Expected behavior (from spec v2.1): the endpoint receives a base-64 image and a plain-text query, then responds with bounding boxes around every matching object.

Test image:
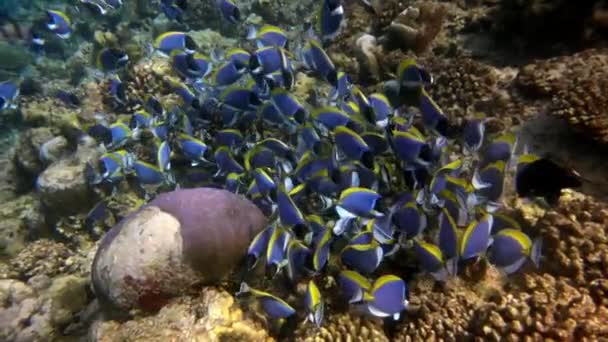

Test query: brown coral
[394,277,482,341]
[295,312,389,342]
[471,273,608,340]
[531,190,608,288]
[421,56,503,124]
[515,49,608,144]
[9,239,78,280]
[121,58,176,112]
[91,287,272,342]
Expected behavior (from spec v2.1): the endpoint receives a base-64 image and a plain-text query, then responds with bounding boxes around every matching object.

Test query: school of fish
[1,0,584,331]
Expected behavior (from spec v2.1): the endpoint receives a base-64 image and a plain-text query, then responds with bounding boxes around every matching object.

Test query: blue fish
[340,241,383,274]
[215,129,243,149]
[247,24,289,48]
[437,207,459,258]
[266,226,291,275]
[80,0,110,15]
[330,71,352,100]
[30,32,45,55]
[132,160,165,185]
[334,126,374,169]
[297,124,322,154]
[336,187,383,218]
[363,275,408,320]
[172,52,213,80]
[307,169,339,198]
[392,201,427,239]
[472,160,506,209]
[84,200,109,234]
[55,90,80,107]
[144,96,165,117]
[225,172,243,193]
[338,270,372,303]
[491,211,522,234]
[368,93,393,128]
[212,60,246,86]
[214,146,245,175]
[397,58,433,90]
[129,110,154,132]
[316,0,344,43]
[220,85,262,112]
[305,280,324,328]
[460,213,493,260]
[0,81,19,111]
[277,186,307,228]
[301,39,337,85]
[312,227,332,272]
[340,101,360,117]
[488,229,542,274]
[437,207,459,276]
[245,145,276,171]
[225,48,251,68]
[481,133,516,167]
[108,122,131,147]
[177,133,210,166]
[104,0,123,9]
[96,48,129,73]
[93,150,133,184]
[390,127,430,166]
[46,10,71,39]
[108,77,126,105]
[153,32,197,56]
[156,140,171,173]
[414,240,448,281]
[419,89,449,136]
[312,106,351,130]
[463,114,486,153]
[173,83,200,109]
[236,283,295,320]
[252,168,277,196]
[217,0,240,24]
[161,0,187,22]
[250,46,285,76]
[271,89,307,124]
[246,225,273,269]
[286,239,312,281]
[361,132,389,155]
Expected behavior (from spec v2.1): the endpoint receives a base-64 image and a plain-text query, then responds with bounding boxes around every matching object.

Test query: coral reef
[471,273,608,340]
[90,287,271,341]
[516,49,608,144]
[394,278,482,341]
[8,239,79,281]
[295,312,389,342]
[532,190,608,289]
[0,276,90,342]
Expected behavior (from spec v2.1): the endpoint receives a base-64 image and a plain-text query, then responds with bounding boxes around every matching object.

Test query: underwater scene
[1,0,608,341]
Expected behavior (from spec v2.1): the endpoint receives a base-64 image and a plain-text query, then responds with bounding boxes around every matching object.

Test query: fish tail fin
[236,282,251,297]
[530,237,543,268]
[246,25,257,40]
